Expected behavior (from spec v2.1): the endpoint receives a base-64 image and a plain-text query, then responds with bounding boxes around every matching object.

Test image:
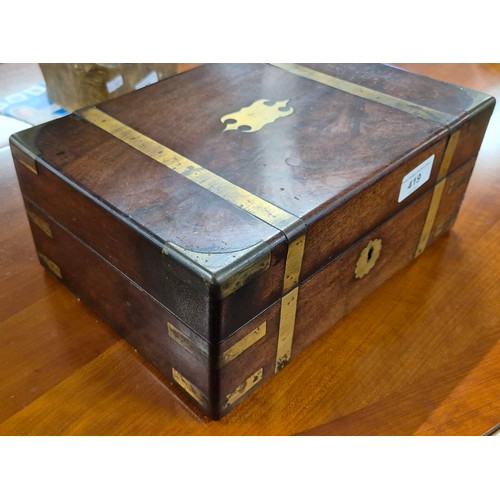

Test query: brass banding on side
[270,63,456,125]
[415,131,461,257]
[220,322,267,366]
[274,235,306,371]
[167,322,208,361]
[172,367,205,405]
[38,253,62,279]
[17,157,38,175]
[27,209,53,238]
[223,368,263,409]
[10,131,41,175]
[437,130,461,181]
[275,287,299,373]
[283,234,306,294]
[168,321,267,367]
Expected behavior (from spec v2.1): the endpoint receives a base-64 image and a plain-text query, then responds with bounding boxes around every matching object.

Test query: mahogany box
[10,64,495,419]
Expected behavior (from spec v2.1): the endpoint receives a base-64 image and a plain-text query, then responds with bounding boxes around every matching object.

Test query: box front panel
[299,138,448,281]
[215,157,478,416]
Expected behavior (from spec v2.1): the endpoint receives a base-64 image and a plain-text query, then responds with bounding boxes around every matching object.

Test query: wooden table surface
[0,63,499,436]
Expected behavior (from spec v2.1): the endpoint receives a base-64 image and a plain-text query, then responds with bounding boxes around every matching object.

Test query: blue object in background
[0,82,69,125]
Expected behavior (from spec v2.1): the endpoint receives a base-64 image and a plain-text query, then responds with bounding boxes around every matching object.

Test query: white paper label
[398,155,434,202]
[134,71,159,90]
[106,74,124,94]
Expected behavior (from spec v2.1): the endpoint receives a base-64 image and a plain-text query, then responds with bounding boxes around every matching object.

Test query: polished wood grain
[0,63,499,434]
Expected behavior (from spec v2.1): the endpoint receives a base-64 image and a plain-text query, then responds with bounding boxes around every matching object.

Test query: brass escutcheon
[220,99,294,133]
[355,239,382,279]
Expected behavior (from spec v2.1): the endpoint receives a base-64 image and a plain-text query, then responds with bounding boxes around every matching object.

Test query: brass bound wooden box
[10,64,495,419]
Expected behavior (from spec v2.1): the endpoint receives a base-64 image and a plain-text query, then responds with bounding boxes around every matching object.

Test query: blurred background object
[39,63,179,111]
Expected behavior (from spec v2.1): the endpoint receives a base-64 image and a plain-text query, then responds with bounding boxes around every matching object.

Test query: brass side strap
[27,209,53,238]
[275,287,299,372]
[415,131,461,257]
[282,234,306,293]
[223,368,263,409]
[167,322,208,361]
[270,63,456,125]
[272,235,306,372]
[220,322,267,367]
[38,253,62,279]
[436,130,461,181]
[172,368,205,406]
[169,320,267,367]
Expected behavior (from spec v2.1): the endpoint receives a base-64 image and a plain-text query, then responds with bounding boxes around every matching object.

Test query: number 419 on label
[398,155,434,203]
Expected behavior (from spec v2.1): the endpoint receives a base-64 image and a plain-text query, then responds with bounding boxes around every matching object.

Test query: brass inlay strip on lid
[223,367,264,409]
[415,131,461,257]
[77,106,300,234]
[270,63,456,125]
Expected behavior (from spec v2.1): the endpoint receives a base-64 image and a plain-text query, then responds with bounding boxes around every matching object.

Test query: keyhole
[367,246,374,261]
[354,238,382,279]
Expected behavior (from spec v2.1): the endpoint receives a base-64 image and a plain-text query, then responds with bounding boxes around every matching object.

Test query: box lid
[10,63,495,342]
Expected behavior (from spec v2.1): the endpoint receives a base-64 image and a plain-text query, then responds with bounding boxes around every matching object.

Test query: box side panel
[22,198,218,418]
[11,147,211,336]
[448,105,495,173]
